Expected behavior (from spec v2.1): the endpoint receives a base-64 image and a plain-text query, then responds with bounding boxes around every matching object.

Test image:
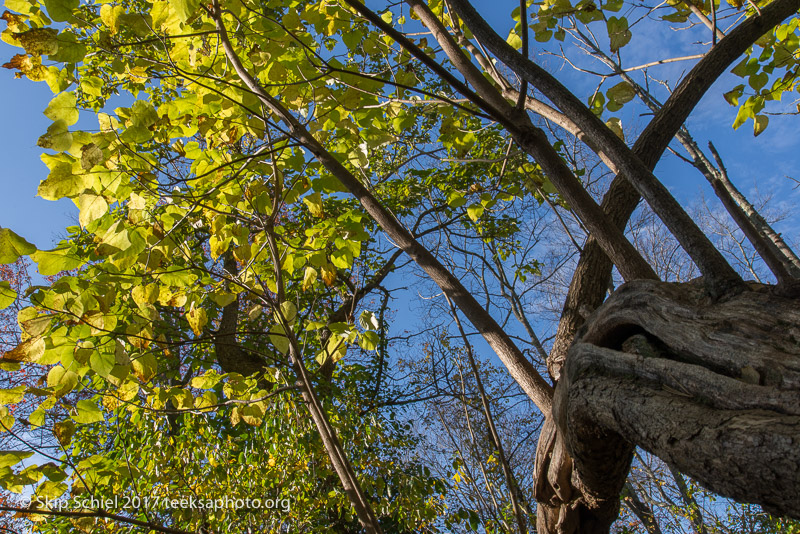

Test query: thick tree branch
[213,253,270,377]
[448,0,747,296]
[555,280,800,520]
[549,0,800,376]
[575,27,800,288]
[387,0,657,282]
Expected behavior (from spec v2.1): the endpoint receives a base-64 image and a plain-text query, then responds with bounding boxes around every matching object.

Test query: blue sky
[0,40,77,249]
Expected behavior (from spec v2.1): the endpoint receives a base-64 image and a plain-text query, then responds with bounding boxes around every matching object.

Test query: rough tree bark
[550,280,800,532]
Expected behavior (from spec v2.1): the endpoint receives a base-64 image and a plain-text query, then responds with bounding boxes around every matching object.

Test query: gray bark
[552,280,800,532]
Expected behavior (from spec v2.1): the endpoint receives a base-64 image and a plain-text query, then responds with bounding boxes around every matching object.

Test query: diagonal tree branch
[369,0,655,282]
[448,0,748,297]
[545,0,800,376]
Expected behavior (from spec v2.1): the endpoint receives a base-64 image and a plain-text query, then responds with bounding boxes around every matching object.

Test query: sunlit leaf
[0,228,36,264]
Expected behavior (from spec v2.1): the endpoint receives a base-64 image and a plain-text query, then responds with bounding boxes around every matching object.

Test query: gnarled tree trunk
[536,280,800,533]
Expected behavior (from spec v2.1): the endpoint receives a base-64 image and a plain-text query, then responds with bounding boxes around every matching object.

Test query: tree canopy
[1,0,799,531]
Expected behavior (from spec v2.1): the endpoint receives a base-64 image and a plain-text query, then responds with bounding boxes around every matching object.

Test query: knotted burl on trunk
[535,279,800,534]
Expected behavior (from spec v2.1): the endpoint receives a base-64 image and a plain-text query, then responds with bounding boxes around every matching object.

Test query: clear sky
[0,41,77,250]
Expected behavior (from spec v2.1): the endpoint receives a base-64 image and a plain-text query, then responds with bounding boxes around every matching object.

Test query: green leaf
[0,451,34,468]
[36,480,68,499]
[210,292,236,307]
[43,92,78,126]
[0,281,16,310]
[77,193,109,227]
[0,408,14,431]
[191,371,222,389]
[0,228,36,264]
[605,81,636,111]
[31,247,83,275]
[506,29,522,49]
[30,410,45,429]
[100,3,125,32]
[131,100,159,127]
[270,324,290,354]
[607,17,631,52]
[131,353,157,382]
[466,204,484,221]
[753,114,769,136]
[0,386,26,405]
[605,117,624,140]
[90,351,115,378]
[280,301,298,324]
[72,399,103,424]
[748,72,768,92]
[731,58,758,78]
[359,331,379,351]
[194,391,217,411]
[317,336,347,366]
[37,119,73,152]
[121,124,153,144]
[4,0,35,14]
[359,310,379,330]
[171,388,193,409]
[37,162,88,200]
[723,84,744,106]
[240,404,263,426]
[589,92,605,115]
[44,0,79,21]
[447,192,466,208]
[47,366,79,396]
[48,31,86,63]
[40,463,68,482]
[303,192,324,217]
[170,0,200,23]
[330,248,353,269]
[732,97,763,130]
[43,66,71,93]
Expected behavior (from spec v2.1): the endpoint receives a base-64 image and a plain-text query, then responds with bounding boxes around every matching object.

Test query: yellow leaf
[187,305,207,336]
[53,419,75,446]
[506,30,522,49]
[605,117,624,140]
[130,353,157,382]
[77,193,108,227]
[302,267,317,291]
[100,4,125,33]
[320,263,337,287]
[3,337,45,363]
[302,192,324,217]
[132,284,159,308]
[43,91,78,126]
